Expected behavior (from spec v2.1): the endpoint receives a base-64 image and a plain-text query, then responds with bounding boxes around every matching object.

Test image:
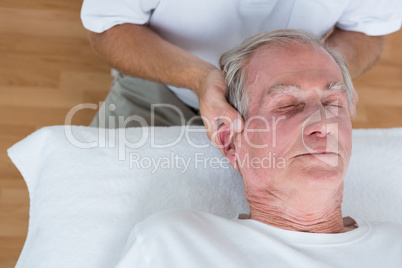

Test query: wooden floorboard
[0,1,401,267]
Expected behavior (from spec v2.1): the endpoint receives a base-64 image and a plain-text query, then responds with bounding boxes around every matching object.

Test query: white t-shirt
[114,209,402,268]
[81,0,402,109]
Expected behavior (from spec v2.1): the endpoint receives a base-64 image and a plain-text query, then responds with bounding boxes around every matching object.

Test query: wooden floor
[0,1,401,267]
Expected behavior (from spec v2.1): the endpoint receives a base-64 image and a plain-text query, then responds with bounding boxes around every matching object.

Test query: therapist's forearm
[88,23,245,145]
[88,23,217,93]
[325,28,385,79]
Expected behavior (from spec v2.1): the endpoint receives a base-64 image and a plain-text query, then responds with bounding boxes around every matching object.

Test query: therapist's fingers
[197,70,244,147]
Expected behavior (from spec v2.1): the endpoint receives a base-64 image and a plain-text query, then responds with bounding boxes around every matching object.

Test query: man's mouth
[293,149,341,162]
[294,151,341,167]
[298,151,338,156]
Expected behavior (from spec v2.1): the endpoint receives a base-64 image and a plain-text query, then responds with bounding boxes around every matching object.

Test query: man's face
[234,44,353,203]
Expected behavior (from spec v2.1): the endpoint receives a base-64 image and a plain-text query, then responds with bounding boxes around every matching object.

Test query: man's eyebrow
[266,82,346,96]
[327,82,347,93]
[267,84,301,95]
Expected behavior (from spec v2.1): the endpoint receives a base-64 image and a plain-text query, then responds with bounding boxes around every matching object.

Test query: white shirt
[114,209,402,267]
[81,0,402,109]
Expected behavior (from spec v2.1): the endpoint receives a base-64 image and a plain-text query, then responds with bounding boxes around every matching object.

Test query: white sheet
[7,126,402,268]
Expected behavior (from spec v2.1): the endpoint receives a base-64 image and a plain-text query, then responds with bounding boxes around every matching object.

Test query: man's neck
[247,189,351,233]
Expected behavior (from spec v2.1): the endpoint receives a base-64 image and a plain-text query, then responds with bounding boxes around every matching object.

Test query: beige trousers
[90,73,203,128]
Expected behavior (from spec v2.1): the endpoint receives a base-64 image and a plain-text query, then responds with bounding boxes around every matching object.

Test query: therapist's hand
[196,69,244,147]
[88,24,244,146]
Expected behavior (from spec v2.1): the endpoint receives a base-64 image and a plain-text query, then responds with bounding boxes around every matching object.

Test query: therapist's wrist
[191,64,221,96]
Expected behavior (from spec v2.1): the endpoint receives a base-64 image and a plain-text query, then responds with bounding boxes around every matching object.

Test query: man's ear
[217,124,237,167]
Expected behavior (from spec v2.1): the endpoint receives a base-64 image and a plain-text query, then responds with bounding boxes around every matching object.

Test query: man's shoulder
[142,208,224,222]
[364,220,402,241]
[368,220,402,232]
[135,209,234,234]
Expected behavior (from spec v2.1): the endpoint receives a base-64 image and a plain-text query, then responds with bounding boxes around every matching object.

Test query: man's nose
[302,107,337,138]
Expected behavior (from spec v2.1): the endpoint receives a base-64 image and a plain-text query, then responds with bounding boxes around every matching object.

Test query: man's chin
[289,156,346,183]
[287,168,344,194]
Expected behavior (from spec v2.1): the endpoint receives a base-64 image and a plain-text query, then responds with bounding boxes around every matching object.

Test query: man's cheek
[243,128,271,149]
[274,124,298,145]
[340,123,353,155]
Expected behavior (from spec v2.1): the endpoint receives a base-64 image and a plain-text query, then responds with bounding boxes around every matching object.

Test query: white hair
[219,29,355,119]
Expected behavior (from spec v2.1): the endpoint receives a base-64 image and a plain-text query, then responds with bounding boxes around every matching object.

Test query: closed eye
[325,103,342,108]
[278,104,296,109]
[324,95,346,109]
[275,103,305,115]
[324,100,344,108]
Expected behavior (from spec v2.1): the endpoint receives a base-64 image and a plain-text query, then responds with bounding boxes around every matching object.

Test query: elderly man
[114,30,402,267]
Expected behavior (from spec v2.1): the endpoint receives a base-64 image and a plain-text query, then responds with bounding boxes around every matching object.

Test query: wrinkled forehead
[244,44,343,94]
[244,41,320,76]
